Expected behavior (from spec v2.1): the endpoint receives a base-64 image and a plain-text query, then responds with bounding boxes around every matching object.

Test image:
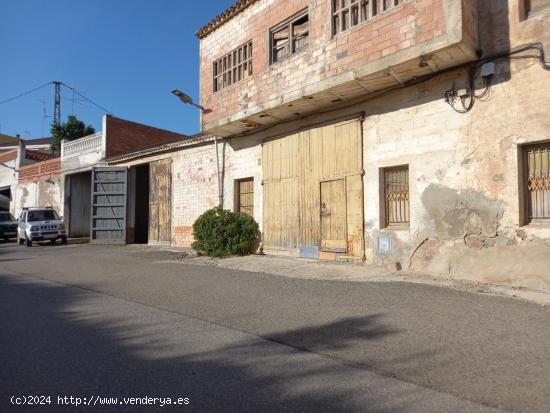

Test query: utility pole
[53,81,61,125]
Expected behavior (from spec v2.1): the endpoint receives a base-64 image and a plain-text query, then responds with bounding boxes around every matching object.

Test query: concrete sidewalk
[141,245,550,306]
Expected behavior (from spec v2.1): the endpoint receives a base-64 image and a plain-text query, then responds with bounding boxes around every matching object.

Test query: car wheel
[61,236,68,245]
[25,235,32,247]
[50,239,56,245]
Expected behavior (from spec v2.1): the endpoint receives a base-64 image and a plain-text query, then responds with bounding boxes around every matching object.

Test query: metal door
[148,159,171,244]
[320,179,347,252]
[91,167,127,244]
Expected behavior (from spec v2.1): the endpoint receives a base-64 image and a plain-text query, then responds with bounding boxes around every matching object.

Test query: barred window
[270,11,309,64]
[383,166,410,226]
[213,41,253,93]
[237,178,254,216]
[332,0,405,35]
[524,142,550,222]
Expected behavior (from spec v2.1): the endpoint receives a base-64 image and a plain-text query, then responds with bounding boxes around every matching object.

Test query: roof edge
[107,133,215,164]
[196,0,260,39]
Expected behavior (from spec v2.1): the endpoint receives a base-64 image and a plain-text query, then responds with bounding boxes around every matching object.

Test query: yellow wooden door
[320,179,347,252]
[149,159,172,244]
[262,119,364,257]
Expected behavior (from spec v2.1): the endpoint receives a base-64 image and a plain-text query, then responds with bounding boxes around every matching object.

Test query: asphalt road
[1,241,549,412]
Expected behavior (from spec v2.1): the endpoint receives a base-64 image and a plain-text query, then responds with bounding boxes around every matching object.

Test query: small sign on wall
[377,235,392,253]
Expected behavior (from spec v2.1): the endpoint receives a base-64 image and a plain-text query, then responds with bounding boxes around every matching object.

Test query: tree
[50,115,96,152]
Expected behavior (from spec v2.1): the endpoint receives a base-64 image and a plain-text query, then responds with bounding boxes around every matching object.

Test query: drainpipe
[214,135,223,208]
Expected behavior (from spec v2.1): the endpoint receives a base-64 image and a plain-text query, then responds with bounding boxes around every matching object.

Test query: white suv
[18,207,67,247]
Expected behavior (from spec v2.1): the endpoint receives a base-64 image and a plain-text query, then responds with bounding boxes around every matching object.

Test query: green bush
[192,207,260,257]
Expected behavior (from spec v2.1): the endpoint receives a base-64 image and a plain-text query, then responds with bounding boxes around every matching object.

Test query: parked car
[17,207,67,247]
[0,211,18,241]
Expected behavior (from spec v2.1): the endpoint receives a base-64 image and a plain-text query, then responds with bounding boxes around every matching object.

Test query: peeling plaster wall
[13,178,63,218]
[214,1,550,288]
[361,1,550,288]
[0,160,17,214]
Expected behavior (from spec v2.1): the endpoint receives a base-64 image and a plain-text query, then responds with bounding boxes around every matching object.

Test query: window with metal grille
[270,11,309,64]
[213,41,253,92]
[237,178,254,217]
[524,142,550,222]
[383,166,410,226]
[332,0,405,35]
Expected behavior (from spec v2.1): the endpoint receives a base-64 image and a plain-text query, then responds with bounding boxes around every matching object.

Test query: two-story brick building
[196,0,550,288]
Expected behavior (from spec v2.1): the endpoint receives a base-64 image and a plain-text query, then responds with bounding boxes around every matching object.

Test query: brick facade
[171,144,219,247]
[105,115,187,158]
[18,158,61,184]
[199,0,476,130]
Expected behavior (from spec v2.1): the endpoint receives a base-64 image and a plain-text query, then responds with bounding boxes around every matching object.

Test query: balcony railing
[61,133,104,159]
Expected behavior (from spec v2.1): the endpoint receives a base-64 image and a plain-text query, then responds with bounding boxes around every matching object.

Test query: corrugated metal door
[91,167,127,244]
[149,159,172,244]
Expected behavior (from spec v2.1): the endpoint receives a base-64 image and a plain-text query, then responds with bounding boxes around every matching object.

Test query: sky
[0,0,235,139]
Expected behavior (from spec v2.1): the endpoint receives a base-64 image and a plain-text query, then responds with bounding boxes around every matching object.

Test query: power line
[61,83,113,115]
[0,81,53,105]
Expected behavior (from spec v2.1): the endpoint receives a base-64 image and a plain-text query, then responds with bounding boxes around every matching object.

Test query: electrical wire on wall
[445,42,550,114]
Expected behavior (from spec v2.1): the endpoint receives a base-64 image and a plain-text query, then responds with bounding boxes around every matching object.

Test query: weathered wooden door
[262,119,364,258]
[320,179,347,252]
[149,159,171,244]
[91,167,127,244]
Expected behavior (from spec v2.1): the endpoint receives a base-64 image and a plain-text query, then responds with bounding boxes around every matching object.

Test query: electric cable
[61,83,114,115]
[0,82,53,106]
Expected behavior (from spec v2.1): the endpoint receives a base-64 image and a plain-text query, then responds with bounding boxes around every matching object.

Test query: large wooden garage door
[262,119,364,257]
[149,159,172,244]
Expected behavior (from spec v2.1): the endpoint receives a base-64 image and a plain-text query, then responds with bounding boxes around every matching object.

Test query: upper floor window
[213,41,253,92]
[332,0,405,35]
[270,10,309,64]
[526,0,550,17]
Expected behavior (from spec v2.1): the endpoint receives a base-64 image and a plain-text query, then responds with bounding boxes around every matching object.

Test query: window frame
[331,0,407,37]
[212,41,253,93]
[236,177,254,217]
[521,141,550,225]
[269,9,310,65]
[381,164,410,228]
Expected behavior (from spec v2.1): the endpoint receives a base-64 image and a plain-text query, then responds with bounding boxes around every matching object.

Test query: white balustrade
[62,133,104,159]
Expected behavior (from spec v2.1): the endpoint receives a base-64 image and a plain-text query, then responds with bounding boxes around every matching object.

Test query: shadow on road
[0,274,434,413]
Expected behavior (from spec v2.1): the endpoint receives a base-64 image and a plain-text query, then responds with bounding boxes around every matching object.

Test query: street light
[171,88,222,207]
[171,89,205,111]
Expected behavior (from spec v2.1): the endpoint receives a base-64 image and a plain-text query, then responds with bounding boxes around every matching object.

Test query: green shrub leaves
[192,207,260,257]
